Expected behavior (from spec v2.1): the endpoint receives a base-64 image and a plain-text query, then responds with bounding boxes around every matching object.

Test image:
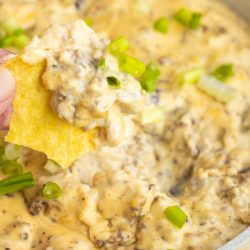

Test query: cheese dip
[0,0,250,249]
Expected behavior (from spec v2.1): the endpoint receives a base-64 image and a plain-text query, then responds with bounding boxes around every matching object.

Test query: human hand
[0,49,16,130]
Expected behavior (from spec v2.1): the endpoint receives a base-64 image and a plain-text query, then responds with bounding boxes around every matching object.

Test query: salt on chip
[5,57,95,168]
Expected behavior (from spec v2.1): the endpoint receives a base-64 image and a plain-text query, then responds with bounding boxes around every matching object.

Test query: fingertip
[0,49,12,63]
[0,105,12,130]
[0,66,16,102]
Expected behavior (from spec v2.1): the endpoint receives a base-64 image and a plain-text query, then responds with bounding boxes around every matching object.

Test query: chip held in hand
[5,57,94,168]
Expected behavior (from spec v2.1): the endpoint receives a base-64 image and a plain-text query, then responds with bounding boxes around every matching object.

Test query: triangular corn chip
[5,57,94,168]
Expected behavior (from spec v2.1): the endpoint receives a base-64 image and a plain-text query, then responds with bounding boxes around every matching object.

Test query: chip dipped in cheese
[5,57,95,168]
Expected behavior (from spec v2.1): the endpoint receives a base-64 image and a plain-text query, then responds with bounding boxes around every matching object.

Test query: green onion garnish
[12,29,25,36]
[0,31,4,44]
[42,182,62,200]
[108,37,129,57]
[175,8,193,26]
[44,160,61,175]
[0,19,30,49]
[0,33,30,49]
[107,76,121,89]
[108,37,147,78]
[211,64,234,82]
[1,19,20,35]
[178,67,205,85]
[189,12,203,29]
[98,58,106,69]
[197,75,236,103]
[4,144,21,160]
[83,18,94,27]
[0,144,23,176]
[164,205,188,229]
[107,37,147,78]
[120,55,146,77]
[13,34,30,49]
[0,146,4,156]
[0,35,16,48]
[154,17,169,34]
[175,8,202,29]
[140,63,160,92]
[1,161,23,176]
[142,107,164,124]
[0,146,5,164]
[0,172,35,195]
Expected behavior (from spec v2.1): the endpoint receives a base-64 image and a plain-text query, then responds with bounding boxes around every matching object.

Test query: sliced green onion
[178,67,205,85]
[0,19,20,35]
[0,157,7,165]
[1,161,23,176]
[108,37,146,78]
[115,53,127,66]
[13,34,30,49]
[175,8,193,26]
[0,146,5,164]
[0,172,32,186]
[119,55,146,77]
[0,146,4,156]
[211,64,234,82]
[108,37,129,57]
[42,182,62,199]
[0,29,29,49]
[164,205,188,229]
[4,144,21,160]
[44,160,61,175]
[98,58,106,69]
[0,144,22,176]
[107,76,121,89]
[0,19,29,49]
[175,8,203,29]
[12,29,25,36]
[0,181,33,195]
[0,136,4,146]
[0,30,5,41]
[140,63,161,92]
[197,75,236,103]
[0,172,35,195]
[0,34,16,48]
[83,18,94,27]
[142,107,164,124]
[189,12,203,29]
[154,17,169,34]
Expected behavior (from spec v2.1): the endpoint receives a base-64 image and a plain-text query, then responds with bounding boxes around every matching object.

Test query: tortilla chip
[5,57,94,168]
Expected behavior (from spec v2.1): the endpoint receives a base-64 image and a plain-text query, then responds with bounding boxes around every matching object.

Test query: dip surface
[0,0,250,249]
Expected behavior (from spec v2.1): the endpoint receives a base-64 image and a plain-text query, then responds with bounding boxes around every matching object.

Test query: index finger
[0,49,11,64]
[0,66,16,102]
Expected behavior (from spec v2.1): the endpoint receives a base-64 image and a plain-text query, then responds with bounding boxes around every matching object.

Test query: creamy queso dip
[0,0,250,249]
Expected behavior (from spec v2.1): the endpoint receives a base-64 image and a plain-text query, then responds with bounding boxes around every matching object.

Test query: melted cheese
[0,0,250,249]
